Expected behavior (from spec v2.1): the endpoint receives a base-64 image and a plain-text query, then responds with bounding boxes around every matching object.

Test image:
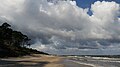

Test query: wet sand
[61,58,93,67]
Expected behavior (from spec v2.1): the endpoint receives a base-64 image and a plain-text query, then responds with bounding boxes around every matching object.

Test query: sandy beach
[0,54,64,67]
[0,54,96,67]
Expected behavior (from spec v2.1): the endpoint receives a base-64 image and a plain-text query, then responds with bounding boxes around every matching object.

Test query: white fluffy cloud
[91,1,120,39]
[0,0,120,55]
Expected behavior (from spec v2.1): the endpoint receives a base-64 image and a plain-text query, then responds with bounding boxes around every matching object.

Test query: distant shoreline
[60,55,120,58]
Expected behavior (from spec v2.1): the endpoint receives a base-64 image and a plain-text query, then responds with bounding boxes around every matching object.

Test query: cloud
[0,0,120,55]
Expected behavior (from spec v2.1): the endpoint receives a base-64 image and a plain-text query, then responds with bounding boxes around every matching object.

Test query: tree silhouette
[0,22,31,48]
[0,22,48,57]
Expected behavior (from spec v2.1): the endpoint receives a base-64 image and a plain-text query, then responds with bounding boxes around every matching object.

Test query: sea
[63,55,120,67]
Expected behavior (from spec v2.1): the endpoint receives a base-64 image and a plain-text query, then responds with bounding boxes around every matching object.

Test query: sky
[0,0,120,55]
[76,0,120,15]
[76,0,120,8]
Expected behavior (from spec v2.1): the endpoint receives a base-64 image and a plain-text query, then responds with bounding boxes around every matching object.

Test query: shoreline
[0,54,97,67]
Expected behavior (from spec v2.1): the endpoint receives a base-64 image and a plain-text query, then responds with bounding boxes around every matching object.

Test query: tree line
[0,22,31,48]
[0,22,32,57]
[0,22,48,57]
